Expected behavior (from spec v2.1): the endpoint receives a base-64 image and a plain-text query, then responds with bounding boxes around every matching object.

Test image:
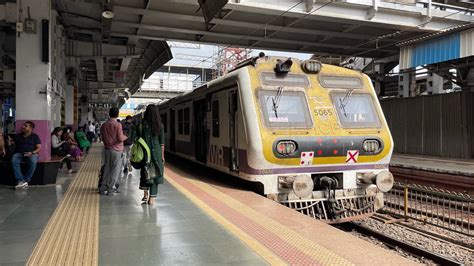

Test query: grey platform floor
[0,161,266,265]
[0,166,76,265]
[99,169,266,265]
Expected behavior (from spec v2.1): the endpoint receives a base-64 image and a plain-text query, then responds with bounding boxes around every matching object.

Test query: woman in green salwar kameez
[137,105,165,205]
[75,126,91,153]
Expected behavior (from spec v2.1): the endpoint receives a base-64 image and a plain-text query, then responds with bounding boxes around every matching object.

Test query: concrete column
[65,84,74,128]
[427,71,444,94]
[80,100,88,129]
[15,0,53,161]
[398,69,417,97]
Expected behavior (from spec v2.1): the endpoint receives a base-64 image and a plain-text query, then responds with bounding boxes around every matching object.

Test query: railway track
[340,221,462,266]
[371,214,473,250]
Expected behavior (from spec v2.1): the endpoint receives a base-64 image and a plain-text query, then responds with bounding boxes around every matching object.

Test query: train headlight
[276,141,297,155]
[363,139,381,153]
[301,60,322,74]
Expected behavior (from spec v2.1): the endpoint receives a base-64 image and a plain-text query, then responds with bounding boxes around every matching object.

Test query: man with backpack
[121,115,134,173]
[99,108,127,195]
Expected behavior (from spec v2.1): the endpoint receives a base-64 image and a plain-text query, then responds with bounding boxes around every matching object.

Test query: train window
[259,91,313,128]
[212,100,219,137]
[184,107,190,135]
[261,72,310,87]
[319,75,363,89]
[178,109,183,134]
[331,93,381,128]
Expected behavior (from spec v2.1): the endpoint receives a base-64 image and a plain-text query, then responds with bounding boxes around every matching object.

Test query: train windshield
[259,90,313,128]
[331,93,381,128]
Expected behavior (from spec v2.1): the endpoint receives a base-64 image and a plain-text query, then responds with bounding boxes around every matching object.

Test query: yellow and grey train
[158,54,394,223]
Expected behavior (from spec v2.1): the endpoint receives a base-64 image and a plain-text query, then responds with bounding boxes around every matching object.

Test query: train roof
[157,55,364,108]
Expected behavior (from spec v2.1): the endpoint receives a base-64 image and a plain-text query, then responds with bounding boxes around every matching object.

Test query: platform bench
[0,156,62,186]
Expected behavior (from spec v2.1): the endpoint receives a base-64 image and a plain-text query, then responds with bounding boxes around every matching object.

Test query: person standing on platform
[0,125,5,157]
[137,105,165,205]
[121,115,134,173]
[11,121,41,189]
[95,122,101,143]
[88,122,96,143]
[100,108,127,195]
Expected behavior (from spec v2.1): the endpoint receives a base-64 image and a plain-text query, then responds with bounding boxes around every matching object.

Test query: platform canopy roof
[48,0,474,118]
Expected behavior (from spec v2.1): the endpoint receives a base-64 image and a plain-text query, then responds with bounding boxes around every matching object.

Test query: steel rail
[384,201,473,233]
[340,223,462,266]
[372,214,474,250]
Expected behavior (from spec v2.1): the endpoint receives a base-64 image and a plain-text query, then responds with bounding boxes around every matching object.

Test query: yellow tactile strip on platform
[166,167,353,266]
[27,147,101,266]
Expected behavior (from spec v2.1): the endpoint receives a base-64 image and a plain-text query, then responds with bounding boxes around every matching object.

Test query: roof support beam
[113,5,381,41]
[224,1,471,31]
[81,81,126,90]
[112,21,395,53]
[65,40,144,59]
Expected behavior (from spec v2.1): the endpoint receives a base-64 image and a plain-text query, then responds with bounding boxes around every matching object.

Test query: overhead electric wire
[191,1,333,68]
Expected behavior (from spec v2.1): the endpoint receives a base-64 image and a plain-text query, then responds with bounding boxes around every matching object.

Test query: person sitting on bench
[51,127,75,174]
[11,121,41,189]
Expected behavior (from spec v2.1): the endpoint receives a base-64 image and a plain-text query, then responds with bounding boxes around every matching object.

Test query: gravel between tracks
[351,217,473,265]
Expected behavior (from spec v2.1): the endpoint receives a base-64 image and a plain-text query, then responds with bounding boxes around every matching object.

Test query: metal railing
[384,182,473,236]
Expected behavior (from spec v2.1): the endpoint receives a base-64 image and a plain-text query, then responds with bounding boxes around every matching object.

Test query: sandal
[141,196,148,201]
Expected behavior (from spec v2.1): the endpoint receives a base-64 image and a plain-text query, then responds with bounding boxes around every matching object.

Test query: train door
[169,109,176,152]
[194,99,207,163]
[229,90,239,172]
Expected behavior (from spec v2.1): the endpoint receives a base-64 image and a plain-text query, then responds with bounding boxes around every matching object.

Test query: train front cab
[241,57,394,222]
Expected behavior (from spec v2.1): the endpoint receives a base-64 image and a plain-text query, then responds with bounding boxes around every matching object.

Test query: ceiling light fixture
[102,10,114,19]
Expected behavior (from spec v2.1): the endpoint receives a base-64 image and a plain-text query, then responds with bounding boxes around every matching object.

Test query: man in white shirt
[87,122,96,143]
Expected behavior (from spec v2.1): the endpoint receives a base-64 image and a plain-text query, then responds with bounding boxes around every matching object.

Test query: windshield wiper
[339,89,354,117]
[272,86,284,118]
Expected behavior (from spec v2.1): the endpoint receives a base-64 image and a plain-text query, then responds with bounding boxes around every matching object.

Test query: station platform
[390,154,474,176]
[0,146,417,265]
[389,154,473,193]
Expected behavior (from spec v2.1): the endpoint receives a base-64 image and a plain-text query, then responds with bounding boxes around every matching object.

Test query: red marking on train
[333,138,337,144]
[333,149,338,155]
[346,150,359,163]
[317,150,323,155]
